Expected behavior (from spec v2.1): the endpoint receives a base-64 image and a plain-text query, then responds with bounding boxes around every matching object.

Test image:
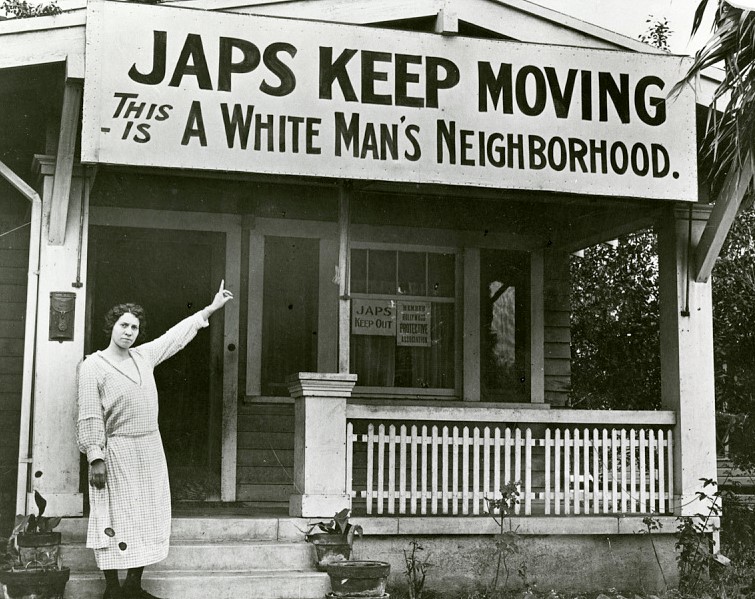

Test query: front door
[86,226,225,502]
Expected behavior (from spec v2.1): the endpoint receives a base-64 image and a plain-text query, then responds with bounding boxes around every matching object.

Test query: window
[350,248,455,390]
[480,249,530,402]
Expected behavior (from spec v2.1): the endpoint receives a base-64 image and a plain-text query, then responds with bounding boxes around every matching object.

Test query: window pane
[368,250,396,294]
[428,253,455,297]
[351,249,367,294]
[351,302,454,389]
[394,303,454,388]
[480,249,529,402]
[262,237,319,396]
[398,251,426,296]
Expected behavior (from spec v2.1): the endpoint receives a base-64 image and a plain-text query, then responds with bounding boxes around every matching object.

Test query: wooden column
[528,250,545,403]
[658,205,717,516]
[29,156,90,516]
[338,183,351,373]
[288,372,357,517]
[463,248,480,401]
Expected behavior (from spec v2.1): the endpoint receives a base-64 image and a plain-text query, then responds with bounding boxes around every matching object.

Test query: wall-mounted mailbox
[50,292,76,342]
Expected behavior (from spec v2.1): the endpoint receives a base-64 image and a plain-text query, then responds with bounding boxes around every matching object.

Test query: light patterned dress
[77,312,209,570]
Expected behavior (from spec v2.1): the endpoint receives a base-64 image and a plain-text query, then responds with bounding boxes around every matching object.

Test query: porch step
[58,516,310,543]
[64,570,330,599]
[58,517,329,599]
[62,540,314,572]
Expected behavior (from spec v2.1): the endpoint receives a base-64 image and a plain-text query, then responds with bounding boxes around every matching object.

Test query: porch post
[27,156,90,516]
[658,205,717,516]
[288,372,357,517]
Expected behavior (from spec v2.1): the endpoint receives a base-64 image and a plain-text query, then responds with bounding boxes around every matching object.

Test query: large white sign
[82,2,698,201]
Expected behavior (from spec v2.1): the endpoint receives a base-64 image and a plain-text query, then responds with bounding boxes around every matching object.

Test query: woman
[77,281,233,599]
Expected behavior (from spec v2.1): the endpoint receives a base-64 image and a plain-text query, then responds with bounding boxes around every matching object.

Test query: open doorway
[85,226,225,503]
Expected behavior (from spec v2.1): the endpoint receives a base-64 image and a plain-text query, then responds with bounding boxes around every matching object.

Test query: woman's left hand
[208,280,234,313]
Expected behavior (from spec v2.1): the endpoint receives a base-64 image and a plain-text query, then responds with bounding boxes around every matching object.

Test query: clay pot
[16,532,62,570]
[307,533,353,571]
[0,566,70,599]
[326,560,390,597]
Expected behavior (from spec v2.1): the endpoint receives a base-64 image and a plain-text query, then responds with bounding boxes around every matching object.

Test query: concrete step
[62,540,315,572]
[64,570,331,599]
[58,517,310,543]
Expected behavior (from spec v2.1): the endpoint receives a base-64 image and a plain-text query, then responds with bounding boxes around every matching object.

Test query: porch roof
[0,0,722,105]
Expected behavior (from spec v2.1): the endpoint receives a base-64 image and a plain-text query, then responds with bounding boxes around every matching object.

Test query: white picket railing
[345,408,675,517]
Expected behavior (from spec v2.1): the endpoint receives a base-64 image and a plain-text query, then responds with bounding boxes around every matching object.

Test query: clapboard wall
[0,208,30,528]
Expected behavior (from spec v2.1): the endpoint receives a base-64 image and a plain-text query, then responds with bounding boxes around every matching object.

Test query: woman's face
[111,312,140,350]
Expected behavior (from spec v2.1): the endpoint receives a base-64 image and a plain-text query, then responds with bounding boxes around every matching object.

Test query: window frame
[349,241,462,399]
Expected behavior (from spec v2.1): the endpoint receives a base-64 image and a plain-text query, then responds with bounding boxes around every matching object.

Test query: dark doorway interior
[86,226,224,502]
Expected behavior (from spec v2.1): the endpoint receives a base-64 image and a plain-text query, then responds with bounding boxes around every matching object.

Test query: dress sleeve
[135,311,209,368]
[76,358,106,464]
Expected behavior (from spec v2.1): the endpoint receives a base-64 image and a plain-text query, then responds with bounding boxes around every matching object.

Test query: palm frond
[672,2,755,195]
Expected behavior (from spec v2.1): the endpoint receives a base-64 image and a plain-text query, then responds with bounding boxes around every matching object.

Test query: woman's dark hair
[103,303,147,338]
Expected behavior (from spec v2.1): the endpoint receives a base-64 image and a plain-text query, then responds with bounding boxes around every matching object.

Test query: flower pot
[0,566,70,599]
[326,561,390,597]
[307,533,352,571]
[16,532,62,570]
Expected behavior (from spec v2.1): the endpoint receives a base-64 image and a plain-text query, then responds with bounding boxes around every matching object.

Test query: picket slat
[629,428,637,514]
[658,429,666,513]
[452,426,459,515]
[592,428,599,514]
[462,426,470,515]
[564,429,571,515]
[573,428,580,514]
[602,428,609,514]
[366,424,375,515]
[620,429,628,513]
[410,425,418,515]
[524,428,532,516]
[493,428,502,507]
[483,427,491,513]
[514,428,522,515]
[431,426,439,515]
[649,429,656,513]
[639,429,647,514]
[555,429,561,515]
[544,429,551,515]
[388,425,396,514]
[399,425,408,514]
[421,425,429,515]
[473,427,481,515]
[442,426,450,514]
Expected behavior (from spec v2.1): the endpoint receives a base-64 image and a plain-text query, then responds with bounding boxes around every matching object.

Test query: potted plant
[306,508,363,571]
[0,491,70,599]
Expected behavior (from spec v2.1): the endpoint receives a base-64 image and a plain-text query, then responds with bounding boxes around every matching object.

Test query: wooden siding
[0,216,29,525]
[544,252,571,405]
[236,403,295,502]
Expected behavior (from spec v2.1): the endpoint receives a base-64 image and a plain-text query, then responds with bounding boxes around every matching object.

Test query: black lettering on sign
[169,34,213,90]
[220,103,254,149]
[477,62,513,113]
[635,76,666,126]
[320,47,358,101]
[404,124,421,162]
[218,37,261,93]
[181,101,207,146]
[128,31,167,85]
[260,43,297,97]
